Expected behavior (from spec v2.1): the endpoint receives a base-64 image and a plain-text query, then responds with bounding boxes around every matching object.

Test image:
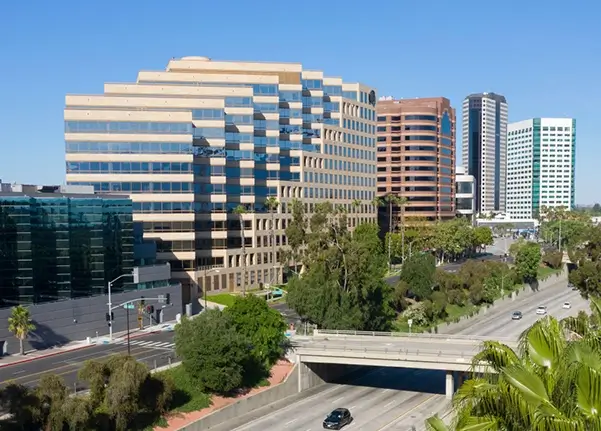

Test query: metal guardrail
[312,329,516,343]
[297,345,474,359]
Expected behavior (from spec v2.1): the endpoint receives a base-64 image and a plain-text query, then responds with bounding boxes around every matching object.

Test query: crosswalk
[114,339,175,350]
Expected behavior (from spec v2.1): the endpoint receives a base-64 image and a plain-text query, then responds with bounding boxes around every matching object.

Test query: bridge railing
[297,344,476,359]
[312,329,516,343]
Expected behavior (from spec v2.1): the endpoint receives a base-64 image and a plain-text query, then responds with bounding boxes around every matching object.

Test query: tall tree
[286,205,394,331]
[233,204,249,294]
[174,309,251,394]
[569,225,601,297]
[514,241,542,283]
[264,197,280,285]
[8,304,35,355]
[224,294,287,366]
[282,198,307,275]
[373,194,407,267]
[399,252,436,300]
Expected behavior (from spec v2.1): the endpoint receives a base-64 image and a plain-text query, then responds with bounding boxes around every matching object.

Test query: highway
[232,277,587,431]
[0,331,176,391]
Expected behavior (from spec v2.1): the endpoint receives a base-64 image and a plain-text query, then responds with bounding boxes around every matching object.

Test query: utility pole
[558,218,562,251]
[388,198,393,271]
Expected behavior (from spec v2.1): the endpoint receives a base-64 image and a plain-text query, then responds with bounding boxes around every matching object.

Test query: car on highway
[323,408,352,429]
[536,306,547,315]
[511,311,523,320]
[563,302,571,309]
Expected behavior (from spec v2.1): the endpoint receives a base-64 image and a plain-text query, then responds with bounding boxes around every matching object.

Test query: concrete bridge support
[446,371,454,399]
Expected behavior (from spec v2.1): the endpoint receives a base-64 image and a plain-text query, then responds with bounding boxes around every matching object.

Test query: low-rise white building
[456,166,475,222]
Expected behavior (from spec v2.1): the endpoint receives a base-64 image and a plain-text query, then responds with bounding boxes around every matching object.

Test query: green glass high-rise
[0,185,133,307]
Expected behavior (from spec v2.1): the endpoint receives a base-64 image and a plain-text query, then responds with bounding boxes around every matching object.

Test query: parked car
[563,302,571,309]
[512,311,523,320]
[323,408,353,429]
[536,306,547,315]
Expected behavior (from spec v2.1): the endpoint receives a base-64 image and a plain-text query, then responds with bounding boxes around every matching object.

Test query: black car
[323,408,352,429]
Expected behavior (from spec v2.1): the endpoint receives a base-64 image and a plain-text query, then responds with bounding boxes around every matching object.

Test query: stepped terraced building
[65,56,378,302]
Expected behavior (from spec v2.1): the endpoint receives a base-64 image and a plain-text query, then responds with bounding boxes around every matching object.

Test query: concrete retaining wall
[178,364,299,430]
[437,269,567,334]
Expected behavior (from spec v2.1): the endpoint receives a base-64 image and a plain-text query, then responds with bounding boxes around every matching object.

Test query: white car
[536,306,547,315]
[563,302,571,309]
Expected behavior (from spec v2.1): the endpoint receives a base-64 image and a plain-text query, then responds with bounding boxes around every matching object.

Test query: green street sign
[123,303,135,309]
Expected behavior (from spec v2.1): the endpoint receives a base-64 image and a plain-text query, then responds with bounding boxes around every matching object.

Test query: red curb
[0,344,93,369]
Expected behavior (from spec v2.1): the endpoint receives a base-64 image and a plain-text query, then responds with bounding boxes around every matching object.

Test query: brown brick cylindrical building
[376,97,456,228]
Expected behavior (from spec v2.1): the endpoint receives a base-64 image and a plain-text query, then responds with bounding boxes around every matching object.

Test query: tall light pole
[204,267,221,310]
[107,272,131,341]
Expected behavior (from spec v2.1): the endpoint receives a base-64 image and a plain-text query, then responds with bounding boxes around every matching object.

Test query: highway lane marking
[230,369,386,430]
[285,418,297,426]
[0,344,165,386]
[12,370,25,375]
[331,396,345,404]
[376,394,438,431]
[384,400,396,408]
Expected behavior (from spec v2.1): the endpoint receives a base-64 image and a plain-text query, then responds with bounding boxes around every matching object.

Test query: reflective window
[192,109,224,120]
[441,112,452,136]
[253,103,279,113]
[65,121,192,134]
[342,91,357,100]
[323,85,342,96]
[65,141,193,154]
[404,146,437,151]
[279,91,302,102]
[67,162,192,174]
[252,84,278,95]
[405,156,437,162]
[405,115,437,122]
[225,97,252,107]
[70,181,192,193]
[193,127,225,139]
[225,115,253,125]
[302,79,323,90]
[404,135,437,141]
[404,125,437,131]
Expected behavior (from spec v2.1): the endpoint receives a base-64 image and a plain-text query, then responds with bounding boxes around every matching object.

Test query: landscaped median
[154,360,294,430]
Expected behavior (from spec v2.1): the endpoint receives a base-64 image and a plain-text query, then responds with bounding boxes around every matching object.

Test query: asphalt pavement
[235,277,587,431]
[0,331,176,391]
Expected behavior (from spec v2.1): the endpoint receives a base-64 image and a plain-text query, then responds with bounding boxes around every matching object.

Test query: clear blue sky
[1,0,599,203]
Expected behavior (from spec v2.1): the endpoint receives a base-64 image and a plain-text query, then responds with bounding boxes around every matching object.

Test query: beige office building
[65,56,377,302]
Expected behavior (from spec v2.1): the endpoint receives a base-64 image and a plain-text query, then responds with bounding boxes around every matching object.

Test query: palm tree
[8,305,36,355]
[233,204,248,294]
[373,194,407,269]
[426,306,601,430]
[264,197,279,286]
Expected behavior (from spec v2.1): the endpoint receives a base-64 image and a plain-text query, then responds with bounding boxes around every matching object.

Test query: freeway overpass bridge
[292,330,518,399]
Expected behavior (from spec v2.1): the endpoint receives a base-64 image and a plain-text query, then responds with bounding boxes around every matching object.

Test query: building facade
[455,166,476,222]
[65,56,377,298]
[376,97,455,228]
[0,184,134,307]
[507,118,576,218]
[462,92,508,214]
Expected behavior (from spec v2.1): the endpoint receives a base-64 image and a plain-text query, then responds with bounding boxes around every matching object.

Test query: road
[0,331,176,391]
[233,277,587,431]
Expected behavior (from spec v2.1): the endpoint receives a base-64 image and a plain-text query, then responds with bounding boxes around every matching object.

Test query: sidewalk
[0,322,176,369]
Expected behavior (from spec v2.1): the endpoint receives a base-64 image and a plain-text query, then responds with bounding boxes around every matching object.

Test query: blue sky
[1,0,599,203]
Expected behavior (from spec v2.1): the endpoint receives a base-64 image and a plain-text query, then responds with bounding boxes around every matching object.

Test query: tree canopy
[285,201,394,331]
[514,241,542,283]
[427,297,601,431]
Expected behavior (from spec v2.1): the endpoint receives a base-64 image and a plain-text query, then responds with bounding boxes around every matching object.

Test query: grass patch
[207,293,236,307]
[157,366,212,414]
[538,266,562,280]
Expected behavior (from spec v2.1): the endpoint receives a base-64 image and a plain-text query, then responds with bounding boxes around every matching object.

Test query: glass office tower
[0,185,133,307]
[65,56,378,298]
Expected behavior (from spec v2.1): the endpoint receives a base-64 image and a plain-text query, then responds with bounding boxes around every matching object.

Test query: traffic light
[146,305,154,314]
[140,296,145,306]
[105,312,114,322]
[165,293,171,305]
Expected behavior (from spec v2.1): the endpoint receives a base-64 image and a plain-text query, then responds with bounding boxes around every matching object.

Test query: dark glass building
[0,184,133,307]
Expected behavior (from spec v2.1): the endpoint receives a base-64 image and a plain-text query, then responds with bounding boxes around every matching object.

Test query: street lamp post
[204,267,221,310]
[107,273,131,341]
